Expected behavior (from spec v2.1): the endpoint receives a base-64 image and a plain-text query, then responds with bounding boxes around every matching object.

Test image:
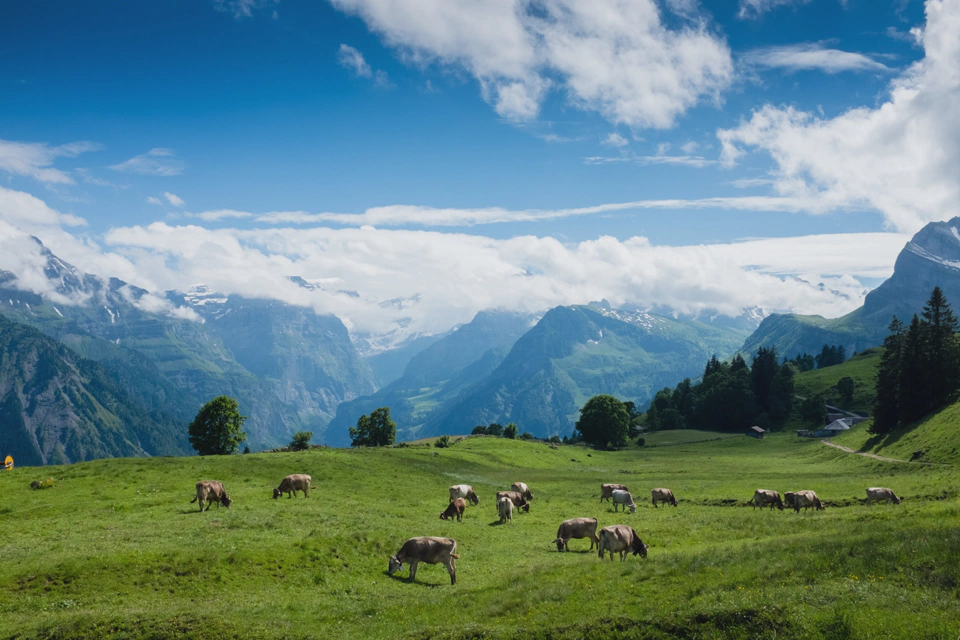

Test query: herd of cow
[188,476,902,586]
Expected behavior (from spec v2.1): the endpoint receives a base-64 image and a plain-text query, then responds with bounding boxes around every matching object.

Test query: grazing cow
[793,490,825,513]
[449,484,480,505]
[783,492,799,510]
[752,489,784,511]
[496,491,530,512]
[190,481,232,512]
[866,487,901,505]
[651,488,677,508]
[273,474,312,499]
[497,496,514,524]
[553,517,600,552]
[388,537,459,585]
[611,489,637,514]
[600,484,629,503]
[440,498,466,522]
[511,482,534,501]
[597,525,648,562]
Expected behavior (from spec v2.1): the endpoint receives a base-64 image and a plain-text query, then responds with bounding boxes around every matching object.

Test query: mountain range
[742,217,960,360]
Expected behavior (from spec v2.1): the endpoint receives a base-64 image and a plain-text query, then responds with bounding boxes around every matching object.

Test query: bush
[519,432,534,440]
[30,478,54,490]
[242,446,251,454]
[289,431,313,451]
[486,423,504,437]
[636,437,645,447]
[548,435,561,444]
[503,423,518,439]
[434,435,451,448]
[471,425,487,435]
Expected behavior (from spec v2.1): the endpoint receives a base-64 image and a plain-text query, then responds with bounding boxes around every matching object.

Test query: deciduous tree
[188,396,247,456]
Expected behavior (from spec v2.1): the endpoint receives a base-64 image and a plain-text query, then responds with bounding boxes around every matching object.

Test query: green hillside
[793,347,882,414]
[1,435,957,639]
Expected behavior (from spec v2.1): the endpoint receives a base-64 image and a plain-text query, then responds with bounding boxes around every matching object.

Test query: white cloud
[147,196,163,205]
[110,148,185,176]
[741,43,891,73]
[213,0,278,18]
[328,0,733,128]
[583,154,719,168]
[338,44,394,88]
[0,186,86,227]
[718,0,960,233]
[164,192,185,207]
[737,0,810,19]
[0,139,101,184]
[603,133,629,147]
[187,209,255,222]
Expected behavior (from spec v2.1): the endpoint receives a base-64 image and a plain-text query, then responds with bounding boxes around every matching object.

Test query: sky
[0,0,956,339]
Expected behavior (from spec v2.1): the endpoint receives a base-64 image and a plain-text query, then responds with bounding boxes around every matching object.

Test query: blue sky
[0,0,954,337]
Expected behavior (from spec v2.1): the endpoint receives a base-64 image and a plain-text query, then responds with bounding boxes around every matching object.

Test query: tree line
[872,287,960,434]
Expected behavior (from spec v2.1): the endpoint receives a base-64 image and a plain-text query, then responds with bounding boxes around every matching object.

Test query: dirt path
[821,439,908,463]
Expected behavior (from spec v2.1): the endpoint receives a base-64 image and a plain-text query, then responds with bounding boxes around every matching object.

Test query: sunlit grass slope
[1,435,958,639]
[792,348,882,414]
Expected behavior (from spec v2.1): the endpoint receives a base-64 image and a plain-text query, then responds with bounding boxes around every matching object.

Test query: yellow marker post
[3,455,12,470]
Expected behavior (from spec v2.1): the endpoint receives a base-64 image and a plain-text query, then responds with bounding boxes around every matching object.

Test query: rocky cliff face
[741,217,960,359]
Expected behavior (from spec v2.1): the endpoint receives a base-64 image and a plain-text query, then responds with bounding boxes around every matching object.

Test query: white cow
[497,496,514,524]
[866,487,901,505]
[449,484,480,505]
[597,525,648,561]
[611,489,637,514]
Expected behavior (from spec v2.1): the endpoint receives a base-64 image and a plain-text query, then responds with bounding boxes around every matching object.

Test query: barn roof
[749,426,765,433]
[823,419,851,431]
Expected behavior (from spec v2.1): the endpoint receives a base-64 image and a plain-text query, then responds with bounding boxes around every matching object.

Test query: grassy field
[792,348,882,415]
[1,432,959,639]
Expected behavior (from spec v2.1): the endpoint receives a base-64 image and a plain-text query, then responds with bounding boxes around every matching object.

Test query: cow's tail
[449,553,460,559]
[189,496,197,503]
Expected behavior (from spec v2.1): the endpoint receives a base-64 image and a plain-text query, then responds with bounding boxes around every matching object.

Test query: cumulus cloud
[0,139,101,184]
[327,0,733,128]
[741,43,891,73]
[0,186,86,227]
[164,192,185,207]
[147,196,163,205]
[603,133,629,147]
[718,0,960,233]
[110,148,185,176]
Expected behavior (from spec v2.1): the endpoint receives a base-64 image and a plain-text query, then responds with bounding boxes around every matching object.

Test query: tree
[519,432,535,440]
[349,406,396,447]
[471,425,488,435]
[921,286,960,407]
[486,423,504,437]
[188,396,247,456]
[434,435,450,448]
[815,345,846,369]
[799,394,827,426]
[899,315,931,424]
[872,317,904,434]
[289,431,313,451]
[751,346,780,414]
[836,377,855,405]
[575,395,630,449]
[503,423,518,439]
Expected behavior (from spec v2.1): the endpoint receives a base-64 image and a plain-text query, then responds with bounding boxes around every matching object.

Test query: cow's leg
[447,557,456,585]
[408,561,418,582]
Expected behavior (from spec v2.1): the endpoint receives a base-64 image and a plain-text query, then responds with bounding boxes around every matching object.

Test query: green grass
[832,399,960,465]
[793,348,882,414]
[1,435,959,639]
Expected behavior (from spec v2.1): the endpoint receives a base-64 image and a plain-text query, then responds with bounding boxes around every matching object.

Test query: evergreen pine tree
[921,286,960,407]
[899,315,931,424]
[871,318,904,434]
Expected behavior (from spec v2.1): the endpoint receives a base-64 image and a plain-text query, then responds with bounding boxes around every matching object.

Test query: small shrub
[503,423,518,439]
[548,435,561,444]
[471,425,487,435]
[434,435,451,448]
[242,445,251,454]
[30,478,55,490]
[637,437,645,447]
[519,432,534,440]
[289,431,314,451]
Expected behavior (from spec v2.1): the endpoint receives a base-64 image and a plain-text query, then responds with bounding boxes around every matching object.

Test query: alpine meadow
[3,0,960,638]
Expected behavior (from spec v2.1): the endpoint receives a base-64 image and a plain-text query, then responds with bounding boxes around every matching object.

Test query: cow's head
[671,497,678,507]
[388,556,402,575]
[519,500,530,513]
[440,510,449,520]
[894,495,902,504]
[553,537,565,552]
[469,492,479,505]
[632,538,649,558]
[222,496,233,508]
[272,488,282,499]
[524,491,534,501]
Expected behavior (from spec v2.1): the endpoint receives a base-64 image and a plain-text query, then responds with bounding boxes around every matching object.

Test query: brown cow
[497,496,514,524]
[793,490,825,513]
[511,482,534,501]
[600,483,629,503]
[651,488,677,508]
[866,487,901,505]
[752,489,784,511]
[597,525,648,561]
[388,537,459,585]
[496,490,530,512]
[449,484,480,505]
[553,517,600,552]
[190,481,232,512]
[440,498,466,522]
[273,474,312,499]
